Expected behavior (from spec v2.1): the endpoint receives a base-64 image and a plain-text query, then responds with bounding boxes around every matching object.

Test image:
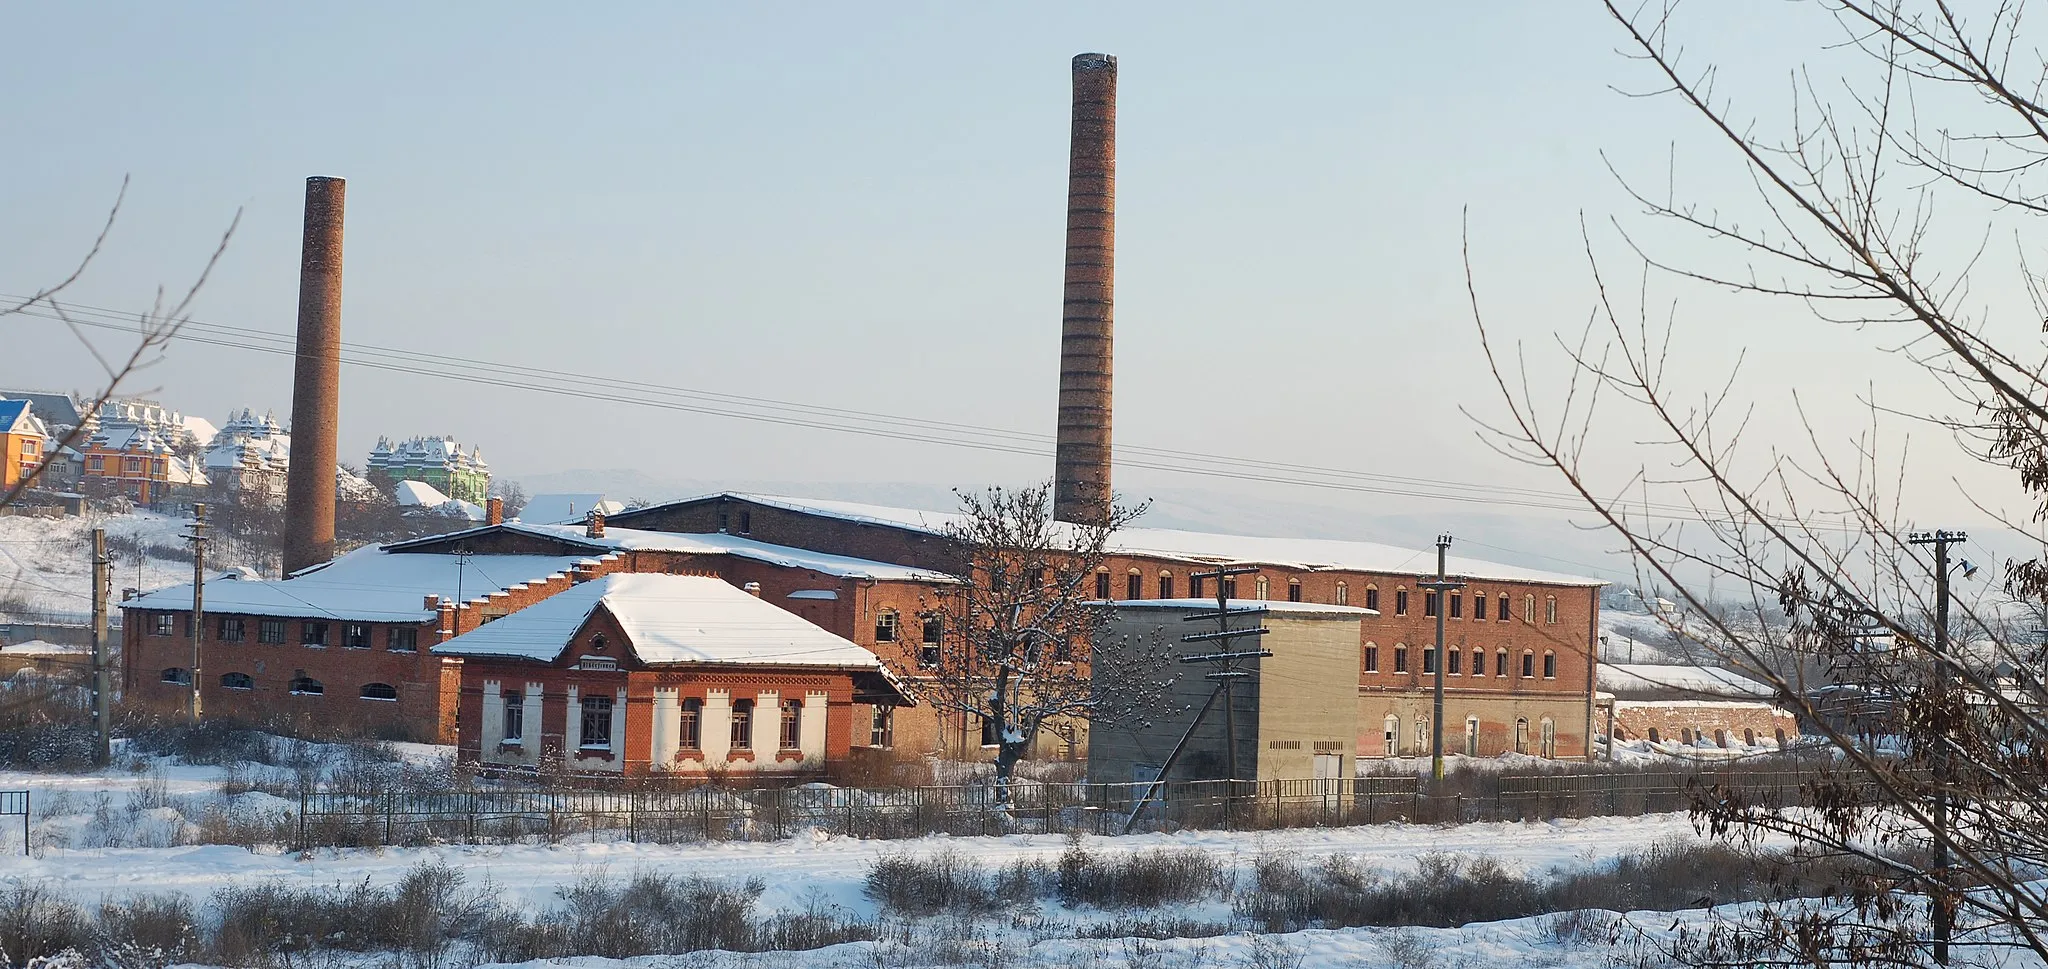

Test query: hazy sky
[3,4,2021,548]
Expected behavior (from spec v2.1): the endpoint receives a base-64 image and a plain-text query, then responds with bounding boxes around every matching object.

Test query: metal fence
[287,768,1851,849]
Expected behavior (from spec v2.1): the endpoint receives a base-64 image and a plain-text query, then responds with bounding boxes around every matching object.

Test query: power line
[9,297,1788,523]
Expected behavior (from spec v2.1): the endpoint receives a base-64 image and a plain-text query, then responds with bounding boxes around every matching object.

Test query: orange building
[0,399,49,491]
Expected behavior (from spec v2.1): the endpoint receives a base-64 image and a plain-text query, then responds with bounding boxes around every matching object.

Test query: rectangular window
[980,716,999,748]
[86,456,103,472]
[1395,590,1408,616]
[738,510,752,534]
[153,613,175,636]
[1498,596,1511,621]
[579,694,612,748]
[1189,575,1204,599]
[870,707,894,748]
[680,700,702,749]
[1223,577,1238,599]
[874,610,899,643]
[1127,572,1142,600]
[502,691,524,741]
[1159,574,1174,599]
[1471,593,1486,622]
[1448,649,1462,675]
[731,700,753,750]
[1424,591,1440,617]
[1544,653,1557,678]
[920,616,941,667]
[1546,597,1559,625]
[1364,646,1379,673]
[123,457,141,473]
[1287,582,1302,603]
[780,701,802,750]
[1496,651,1508,677]
[1522,652,1535,678]
[259,619,286,644]
[1095,572,1111,599]
[388,627,418,652]
[1393,647,1409,673]
[1423,647,1437,674]
[342,623,370,649]
[1449,593,1462,618]
[302,621,327,647]
[1365,587,1379,611]
[217,617,244,643]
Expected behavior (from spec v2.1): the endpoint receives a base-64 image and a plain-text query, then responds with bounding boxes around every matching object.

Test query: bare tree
[1469,2,2048,964]
[1,177,238,510]
[912,482,1177,809]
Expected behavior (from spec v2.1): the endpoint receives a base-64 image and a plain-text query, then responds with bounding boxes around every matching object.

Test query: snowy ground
[0,509,196,617]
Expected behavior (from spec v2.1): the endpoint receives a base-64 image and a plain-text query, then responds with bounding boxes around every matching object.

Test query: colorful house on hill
[0,399,51,490]
[79,420,206,508]
[367,436,490,505]
[203,409,291,501]
[435,573,913,776]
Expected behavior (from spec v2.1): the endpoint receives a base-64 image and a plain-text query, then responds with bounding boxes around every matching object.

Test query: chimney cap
[1072,52,1117,71]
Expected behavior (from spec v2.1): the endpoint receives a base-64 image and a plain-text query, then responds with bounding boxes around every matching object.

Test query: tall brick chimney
[282,176,345,576]
[1053,53,1116,525]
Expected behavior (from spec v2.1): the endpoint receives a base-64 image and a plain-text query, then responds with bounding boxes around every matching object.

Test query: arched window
[1365,584,1381,612]
[1363,642,1380,673]
[1286,578,1302,602]
[1545,595,1559,624]
[731,699,754,750]
[1415,717,1430,752]
[1680,727,1694,745]
[1448,648,1462,675]
[1543,652,1557,678]
[780,699,803,750]
[1540,718,1557,758]
[1496,649,1508,677]
[359,682,398,701]
[1523,594,1536,623]
[1647,727,1661,744]
[1521,650,1535,678]
[1255,576,1270,600]
[160,667,190,685]
[1095,568,1112,599]
[288,674,324,696]
[1470,591,1486,621]
[1775,728,1787,747]
[220,672,253,690]
[874,609,900,643]
[1497,595,1511,621]
[1393,644,1409,673]
[1335,581,1349,606]
[1514,718,1530,754]
[1469,648,1484,677]
[1127,569,1143,600]
[1384,715,1400,757]
[680,698,703,750]
[1395,587,1409,616]
[1158,570,1175,599]
[1423,646,1437,674]
[1743,728,1756,746]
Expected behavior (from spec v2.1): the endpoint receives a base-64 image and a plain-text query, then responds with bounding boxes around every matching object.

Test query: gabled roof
[433,573,891,672]
[0,391,79,427]
[519,493,624,526]
[1597,663,1774,699]
[619,492,1606,588]
[0,400,34,435]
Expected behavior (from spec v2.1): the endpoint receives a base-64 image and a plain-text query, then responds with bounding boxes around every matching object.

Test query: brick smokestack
[1053,53,1116,525]
[283,176,344,576]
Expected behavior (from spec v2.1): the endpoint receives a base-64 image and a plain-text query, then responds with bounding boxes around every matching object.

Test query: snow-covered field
[0,510,196,617]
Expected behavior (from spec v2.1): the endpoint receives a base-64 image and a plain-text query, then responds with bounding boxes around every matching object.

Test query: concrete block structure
[1090,600,1365,787]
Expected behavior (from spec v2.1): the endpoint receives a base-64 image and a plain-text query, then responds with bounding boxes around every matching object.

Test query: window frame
[1393,645,1410,673]
[220,672,254,690]
[874,609,900,643]
[1158,571,1175,599]
[1365,585,1380,612]
[869,706,894,748]
[301,621,328,647]
[679,698,702,750]
[919,615,942,668]
[1497,595,1511,621]
[1470,591,1485,622]
[1449,592,1462,618]
[730,699,754,750]
[153,613,175,637]
[1545,595,1559,625]
[160,667,189,685]
[503,690,525,742]
[1521,651,1535,678]
[218,617,245,643]
[259,619,286,645]
[1543,651,1557,679]
[1254,576,1270,600]
[1363,644,1379,673]
[1095,569,1111,599]
[342,623,371,649]
[288,674,324,696]
[1394,589,1409,616]
[1126,570,1143,600]
[1448,648,1462,675]
[1424,590,1440,618]
[1496,649,1508,677]
[359,682,399,701]
[779,699,803,750]
[388,627,418,653]
[1334,581,1348,606]
[579,693,613,748]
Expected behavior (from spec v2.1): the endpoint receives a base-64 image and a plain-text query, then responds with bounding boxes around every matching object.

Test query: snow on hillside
[0,510,199,618]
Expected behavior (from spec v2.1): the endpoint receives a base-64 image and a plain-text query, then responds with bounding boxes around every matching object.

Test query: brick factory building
[434,573,911,776]
[609,492,1609,762]
[1597,663,1798,753]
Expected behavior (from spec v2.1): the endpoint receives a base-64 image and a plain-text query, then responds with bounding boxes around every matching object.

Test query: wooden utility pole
[188,503,207,722]
[90,528,111,766]
[1419,534,1465,785]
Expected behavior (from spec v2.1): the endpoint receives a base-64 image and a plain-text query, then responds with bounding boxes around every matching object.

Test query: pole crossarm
[1179,627,1272,644]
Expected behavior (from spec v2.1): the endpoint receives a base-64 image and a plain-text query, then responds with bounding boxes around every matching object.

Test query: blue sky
[3,3,2011,537]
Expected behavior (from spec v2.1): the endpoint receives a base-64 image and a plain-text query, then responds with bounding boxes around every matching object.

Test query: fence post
[628,790,638,843]
[384,791,394,845]
[297,790,307,850]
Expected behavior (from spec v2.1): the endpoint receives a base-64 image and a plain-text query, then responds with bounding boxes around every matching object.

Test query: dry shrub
[1056,840,1223,910]
[0,882,90,966]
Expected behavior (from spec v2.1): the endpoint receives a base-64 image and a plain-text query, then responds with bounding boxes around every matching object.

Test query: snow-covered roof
[1107,597,1370,617]
[395,479,451,507]
[1597,663,1774,699]
[636,493,1605,587]
[518,493,625,526]
[0,640,86,656]
[389,520,958,583]
[122,545,603,623]
[0,400,36,436]
[432,573,888,670]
